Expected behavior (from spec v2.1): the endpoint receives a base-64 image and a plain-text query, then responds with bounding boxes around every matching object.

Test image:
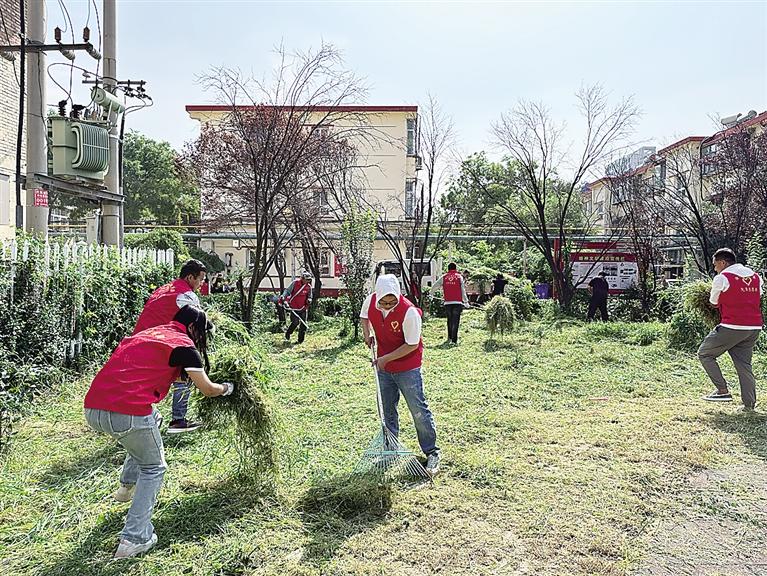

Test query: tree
[184,44,370,324]
[123,131,199,225]
[474,86,639,309]
[376,95,457,307]
[340,207,376,339]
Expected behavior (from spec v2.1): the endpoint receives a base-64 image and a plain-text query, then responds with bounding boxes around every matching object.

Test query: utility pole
[24,0,49,237]
[101,0,121,246]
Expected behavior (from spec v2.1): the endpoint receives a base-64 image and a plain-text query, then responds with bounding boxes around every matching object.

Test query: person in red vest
[432,262,469,344]
[133,259,208,433]
[699,248,763,410]
[360,274,440,475]
[278,270,313,344]
[84,305,234,559]
[200,276,210,296]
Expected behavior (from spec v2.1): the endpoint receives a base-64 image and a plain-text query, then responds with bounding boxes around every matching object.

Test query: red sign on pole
[33,188,48,207]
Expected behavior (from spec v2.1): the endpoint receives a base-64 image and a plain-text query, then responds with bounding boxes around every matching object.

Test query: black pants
[587,298,608,321]
[285,309,308,342]
[445,304,464,343]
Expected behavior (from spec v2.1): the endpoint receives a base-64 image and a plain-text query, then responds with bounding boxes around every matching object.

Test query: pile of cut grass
[197,311,278,481]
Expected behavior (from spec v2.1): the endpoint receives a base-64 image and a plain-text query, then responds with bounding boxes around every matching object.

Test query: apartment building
[185,104,424,294]
[583,110,767,233]
[0,0,23,240]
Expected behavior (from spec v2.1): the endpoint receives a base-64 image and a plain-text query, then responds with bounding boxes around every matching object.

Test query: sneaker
[702,390,733,402]
[738,405,756,413]
[426,452,440,476]
[167,419,201,434]
[284,333,290,342]
[113,533,158,559]
[113,484,135,502]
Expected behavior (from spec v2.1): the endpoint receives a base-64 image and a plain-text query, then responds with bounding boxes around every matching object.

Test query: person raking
[699,248,763,410]
[84,305,234,559]
[279,270,313,344]
[432,262,470,344]
[132,259,209,433]
[360,274,441,475]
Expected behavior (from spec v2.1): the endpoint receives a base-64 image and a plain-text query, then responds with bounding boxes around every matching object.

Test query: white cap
[375,274,401,301]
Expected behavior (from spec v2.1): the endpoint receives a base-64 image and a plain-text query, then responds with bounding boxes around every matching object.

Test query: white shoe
[113,484,135,503]
[114,533,158,559]
[426,453,440,476]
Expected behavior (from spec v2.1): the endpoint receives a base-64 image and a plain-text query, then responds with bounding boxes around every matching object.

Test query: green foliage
[746,231,766,272]
[0,236,174,454]
[189,246,226,274]
[123,130,200,225]
[667,309,709,352]
[653,287,684,322]
[340,208,376,339]
[502,277,538,321]
[485,296,516,339]
[586,322,665,346]
[124,228,191,264]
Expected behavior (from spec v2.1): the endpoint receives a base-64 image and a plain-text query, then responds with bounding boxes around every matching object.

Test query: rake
[353,343,430,481]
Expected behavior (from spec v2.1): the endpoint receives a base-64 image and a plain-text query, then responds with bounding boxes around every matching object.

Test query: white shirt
[709,263,763,330]
[359,293,422,345]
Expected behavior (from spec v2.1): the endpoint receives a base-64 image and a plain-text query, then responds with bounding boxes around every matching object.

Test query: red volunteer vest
[442,271,463,303]
[719,272,763,327]
[84,322,194,416]
[367,294,423,373]
[133,279,197,335]
[287,280,311,310]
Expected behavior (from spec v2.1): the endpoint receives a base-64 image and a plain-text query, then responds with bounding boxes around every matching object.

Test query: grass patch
[1,311,767,575]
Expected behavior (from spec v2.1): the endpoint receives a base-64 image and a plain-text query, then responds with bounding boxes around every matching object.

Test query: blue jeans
[377,367,439,456]
[85,407,167,545]
[171,380,192,421]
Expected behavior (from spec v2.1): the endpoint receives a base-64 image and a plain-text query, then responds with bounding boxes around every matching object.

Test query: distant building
[186,104,429,294]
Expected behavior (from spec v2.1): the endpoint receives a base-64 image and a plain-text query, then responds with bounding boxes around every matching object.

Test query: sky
[42,0,767,164]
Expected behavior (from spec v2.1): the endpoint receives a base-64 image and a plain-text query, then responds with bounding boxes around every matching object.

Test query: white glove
[220,381,235,397]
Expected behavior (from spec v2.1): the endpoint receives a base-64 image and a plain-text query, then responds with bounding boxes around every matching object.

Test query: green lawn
[2,312,766,576]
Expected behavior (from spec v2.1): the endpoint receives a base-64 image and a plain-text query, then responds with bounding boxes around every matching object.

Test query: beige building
[0,0,23,240]
[186,104,431,294]
[583,110,767,232]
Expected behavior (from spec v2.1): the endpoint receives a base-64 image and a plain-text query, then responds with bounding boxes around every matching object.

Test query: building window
[595,201,604,217]
[313,188,329,213]
[405,179,417,218]
[320,250,331,277]
[406,118,417,156]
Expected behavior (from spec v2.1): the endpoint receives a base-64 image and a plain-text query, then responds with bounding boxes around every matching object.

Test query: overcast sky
[43,0,766,164]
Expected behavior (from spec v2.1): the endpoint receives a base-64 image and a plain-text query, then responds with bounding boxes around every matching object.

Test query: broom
[353,343,431,481]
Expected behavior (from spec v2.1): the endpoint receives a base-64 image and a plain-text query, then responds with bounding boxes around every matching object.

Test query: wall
[0,0,24,239]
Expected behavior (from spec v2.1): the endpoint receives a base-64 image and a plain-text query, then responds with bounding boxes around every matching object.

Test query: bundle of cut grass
[197,343,278,480]
[485,295,517,339]
[682,281,720,328]
[207,309,252,347]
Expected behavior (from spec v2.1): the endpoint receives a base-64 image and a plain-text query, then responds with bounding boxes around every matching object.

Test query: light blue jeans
[377,367,439,456]
[85,407,167,545]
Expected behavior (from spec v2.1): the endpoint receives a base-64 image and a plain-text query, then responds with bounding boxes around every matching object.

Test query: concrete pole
[101,0,121,246]
[24,0,48,237]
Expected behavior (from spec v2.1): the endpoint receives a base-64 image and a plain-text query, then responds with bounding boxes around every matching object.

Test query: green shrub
[485,296,516,339]
[653,287,684,322]
[189,246,225,274]
[667,309,709,353]
[502,277,538,321]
